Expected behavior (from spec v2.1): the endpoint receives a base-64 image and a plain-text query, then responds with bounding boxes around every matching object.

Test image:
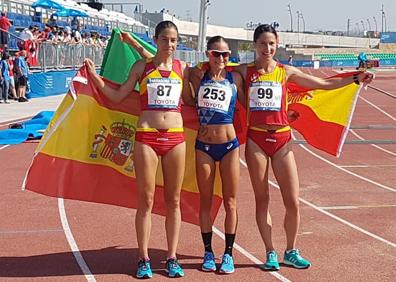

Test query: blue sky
[101,0,395,32]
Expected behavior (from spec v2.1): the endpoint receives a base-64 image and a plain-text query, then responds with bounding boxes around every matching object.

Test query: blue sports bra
[196,71,237,125]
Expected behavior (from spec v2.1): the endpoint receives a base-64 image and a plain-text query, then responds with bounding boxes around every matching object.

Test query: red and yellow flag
[24,67,223,225]
[287,71,362,157]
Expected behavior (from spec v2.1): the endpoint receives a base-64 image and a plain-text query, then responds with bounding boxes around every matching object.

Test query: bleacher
[314,53,396,61]
[6,10,192,52]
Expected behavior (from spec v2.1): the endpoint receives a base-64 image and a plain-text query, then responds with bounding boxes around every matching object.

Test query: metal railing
[36,42,105,71]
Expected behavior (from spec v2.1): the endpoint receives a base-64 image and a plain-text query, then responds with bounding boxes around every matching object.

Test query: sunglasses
[208,50,231,58]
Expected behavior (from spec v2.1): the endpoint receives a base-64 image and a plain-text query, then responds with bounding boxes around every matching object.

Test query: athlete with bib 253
[85,21,190,279]
[232,24,374,271]
[186,36,245,274]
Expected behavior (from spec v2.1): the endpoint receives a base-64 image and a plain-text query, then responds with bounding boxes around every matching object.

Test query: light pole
[300,12,305,32]
[347,18,351,36]
[296,11,300,33]
[373,16,378,33]
[287,4,293,32]
[360,20,365,32]
[355,23,360,36]
[381,4,385,33]
[366,18,371,31]
[197,0,210,52]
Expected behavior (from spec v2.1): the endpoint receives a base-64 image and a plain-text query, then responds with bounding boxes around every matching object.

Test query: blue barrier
[280,59,396,68]
[27,70,77,98]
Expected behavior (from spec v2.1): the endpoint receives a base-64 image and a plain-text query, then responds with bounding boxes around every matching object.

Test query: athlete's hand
[287,110,300,122]
[358,71,375,85]
[84,58,96,76]
[120,30,133,44]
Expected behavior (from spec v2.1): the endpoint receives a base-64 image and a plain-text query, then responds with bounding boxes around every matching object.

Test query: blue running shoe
[136,259,153,279]
[219,254,235,274]
[202,251,216,272]
[166,258,185,278]
[284,249,311,269]
[263,250,280,270]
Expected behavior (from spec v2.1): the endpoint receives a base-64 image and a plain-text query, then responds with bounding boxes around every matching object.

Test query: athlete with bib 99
[232,24,373,271]
[85,21,189,279]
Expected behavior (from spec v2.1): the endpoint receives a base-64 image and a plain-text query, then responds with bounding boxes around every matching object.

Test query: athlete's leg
[245,138,274,252]
[162,142,186,258]
[196,149,216,233]
[219,147,239,260]
[134,141,159,259]
[271,142,300,250]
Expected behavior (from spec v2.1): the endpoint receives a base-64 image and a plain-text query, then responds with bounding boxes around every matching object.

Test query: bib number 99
[257,88,273,99]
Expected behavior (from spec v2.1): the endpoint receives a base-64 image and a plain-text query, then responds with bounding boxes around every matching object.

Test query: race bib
[249,81,282,111]
[147,78,182,109]
[197,84,232,113]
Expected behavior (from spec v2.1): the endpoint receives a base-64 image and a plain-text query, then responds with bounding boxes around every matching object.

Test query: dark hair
[206,35,228,50]
[2,52,9,60]
[154,20,178,38]
[253,24,278,42]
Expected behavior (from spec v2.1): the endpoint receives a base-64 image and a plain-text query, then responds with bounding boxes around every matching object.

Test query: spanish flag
[197,62,361,157]
[24,29,223,225]
[287,72,362,157]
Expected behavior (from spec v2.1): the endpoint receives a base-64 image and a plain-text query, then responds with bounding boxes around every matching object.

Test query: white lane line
[340,164,396,168]
[213,227,292,282]
[0,145,10,150]
[293,135,396,193]
[359,96,396,121]
[340,165,396,168]
[239,159,396,249]
[319,204,396,210]
[58,198,97,282]
[0,229,63,234]
[350,130,396,157]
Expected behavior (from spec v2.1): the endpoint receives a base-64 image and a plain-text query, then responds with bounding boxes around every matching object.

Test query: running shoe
[263,250,280,270]
[136,259,153,279]
[166,258,185,277]
[202,251,216,272]
[219,253,235,274]
[283,249,311,269]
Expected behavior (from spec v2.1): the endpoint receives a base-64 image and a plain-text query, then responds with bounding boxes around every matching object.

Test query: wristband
[353,74,360,85]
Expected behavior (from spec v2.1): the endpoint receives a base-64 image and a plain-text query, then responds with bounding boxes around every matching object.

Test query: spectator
[71,27,82,44]
[0,12,12,49]
[71,16,80,31]
[7,55,17,100]
[19,25,34,41]
[0,52,11,103]
[287,55,293,66]
[47,15,57,27]
[14,50,29,102]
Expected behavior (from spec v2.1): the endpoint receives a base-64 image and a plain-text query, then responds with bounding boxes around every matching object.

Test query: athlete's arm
[233,64,247,82]
[120,30,154,60]
[286,65,374,90]
[181,66,196,106]
[232,71,246,107]
[188,66,203,103]
[84,58,143,103]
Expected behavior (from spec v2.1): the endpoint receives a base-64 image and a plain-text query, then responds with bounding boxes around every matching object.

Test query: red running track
[1,68,395,281]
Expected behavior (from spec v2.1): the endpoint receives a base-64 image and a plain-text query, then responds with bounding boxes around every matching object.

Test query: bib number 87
[157,85,172,96]
[257,88,273,99]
